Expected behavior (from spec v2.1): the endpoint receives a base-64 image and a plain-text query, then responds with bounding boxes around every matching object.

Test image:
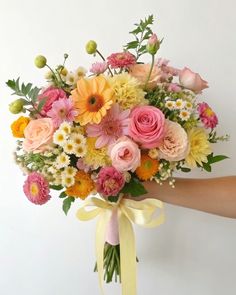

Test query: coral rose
[23,118,54,153]
[179,67,208,94]
[129,63,161,89]
[108,136,141,172]
[129,106,165,149]
[158,120,189,161]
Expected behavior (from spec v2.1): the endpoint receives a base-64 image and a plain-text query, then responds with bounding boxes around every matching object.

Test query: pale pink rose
[108,136,141,172]
[129,106,165,149]
[37,86,67,114]
[179,67,208,93]
[129,63,161,89]
[158,120,189,161]
[23,118,54,153]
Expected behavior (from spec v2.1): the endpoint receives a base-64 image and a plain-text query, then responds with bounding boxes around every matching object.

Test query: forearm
[142,176,236,219]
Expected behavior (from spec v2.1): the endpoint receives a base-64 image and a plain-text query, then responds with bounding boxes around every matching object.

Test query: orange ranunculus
[11,116,30,138]
[71,75,114,125]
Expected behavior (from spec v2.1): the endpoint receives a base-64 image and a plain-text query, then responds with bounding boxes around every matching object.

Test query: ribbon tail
[119,211,137,295]
[96,210,111,295]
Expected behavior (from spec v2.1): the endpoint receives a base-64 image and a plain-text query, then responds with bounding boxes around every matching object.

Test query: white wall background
[0,0,236,294]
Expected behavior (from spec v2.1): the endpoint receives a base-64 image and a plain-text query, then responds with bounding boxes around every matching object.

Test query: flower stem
[144,54,155,90]
[96,50,113,77]
[46,64,61,86]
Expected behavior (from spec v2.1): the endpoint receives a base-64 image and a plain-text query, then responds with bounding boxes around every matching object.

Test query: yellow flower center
[204,107,214,117]
[30,183,39,197]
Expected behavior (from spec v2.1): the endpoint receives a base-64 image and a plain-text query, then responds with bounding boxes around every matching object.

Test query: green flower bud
[146,34,160,55]
[9,98,25,114]
[86,40,97,54]
[34,55,47,68]
[64,53,69,59]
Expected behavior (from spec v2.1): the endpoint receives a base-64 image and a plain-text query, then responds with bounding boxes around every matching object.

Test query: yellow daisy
[71,75,114,125]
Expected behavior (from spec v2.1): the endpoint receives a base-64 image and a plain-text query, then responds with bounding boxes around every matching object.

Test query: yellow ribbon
[76,196,165,295]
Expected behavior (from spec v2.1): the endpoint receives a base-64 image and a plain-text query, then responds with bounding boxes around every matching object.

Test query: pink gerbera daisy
[86,103,130,148]
[47,98,78,128]
[107,51,136,69]
[23,172,51,205]
[198,102,218,129]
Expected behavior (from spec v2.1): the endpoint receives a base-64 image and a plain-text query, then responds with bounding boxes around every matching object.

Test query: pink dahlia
[90,61,108,75]
[198,102,218,129]
[23,172,51,205]
[96,166,125,197]
[86,103,130,148]
[38,86,67,114]
[47,98,78,128]
[107,51,136,69]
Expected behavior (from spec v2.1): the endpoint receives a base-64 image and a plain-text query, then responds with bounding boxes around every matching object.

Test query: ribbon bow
[76,196,165,295]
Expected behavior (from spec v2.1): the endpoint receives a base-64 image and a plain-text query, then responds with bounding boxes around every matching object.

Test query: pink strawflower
[86,103,130,148]
[96,166,125,197]
[38,86,67,114]
[90,62,108,75]
[47,98,78,128]
[107,51,136,69]
[76,158,91,173]
[198,102,218,129]
[23,172,51,205]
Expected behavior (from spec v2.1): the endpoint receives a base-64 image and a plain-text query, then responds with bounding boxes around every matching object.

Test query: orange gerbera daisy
[135,154,159,181]
[71,75,114,125]
[65,171,95,200]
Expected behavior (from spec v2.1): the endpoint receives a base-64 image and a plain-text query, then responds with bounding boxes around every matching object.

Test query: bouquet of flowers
[7,15,228,295]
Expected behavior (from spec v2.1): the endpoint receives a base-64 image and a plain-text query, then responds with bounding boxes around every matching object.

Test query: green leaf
[208,154,229,164]
[202,162,212,172]
[63,197,75,215]
[50,184,63,190]
[180,167,191,172]
[59,191,67,198]
[37,97,47,111]
[121,177,147,197]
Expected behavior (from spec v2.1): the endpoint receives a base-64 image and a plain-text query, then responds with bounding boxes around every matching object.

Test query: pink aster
[198,102,218,129]
[23,172,51,205]
[47,98,78,128]
[90,61,108,75]
[96,166,125,197]
[86,103,130,148]
[107,51,136,69]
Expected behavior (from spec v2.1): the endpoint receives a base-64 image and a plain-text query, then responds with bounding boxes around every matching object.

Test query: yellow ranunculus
[10,116,30,138]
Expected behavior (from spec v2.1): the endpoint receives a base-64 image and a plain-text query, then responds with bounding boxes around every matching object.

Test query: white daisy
[48,166,58,174]
[74,144,87,158]
[53,130,67,146]
[174,99,186,110]
[63,166,77,178]
[185,101,193,110]
[66,72,76,86]
[165,100,175,110]
[62,140,76,154]
[71,133,86,146]
[59,122,72,135]
[148,148,159,159]
[179,110,191,121]
[74,66,87,79]
[61,175,75,187]
[71,125,85,135]
[55,152,70,169]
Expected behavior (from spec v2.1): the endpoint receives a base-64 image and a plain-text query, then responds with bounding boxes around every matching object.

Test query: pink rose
[23,118,54,153]
[96,166,125,197]
[129,106,165,149]
[37,86,67,113]
[108,136,141,172]
[129,63,161,89]
[158,120,189,161]
[179,67,208,93]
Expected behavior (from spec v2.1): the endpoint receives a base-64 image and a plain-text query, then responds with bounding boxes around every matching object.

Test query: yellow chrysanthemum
[71,75,114,125]
[65,171,95,200]
[185,128,212,168]
[109,73,147,110]
[136,154,159,181]
[84,137,111,169]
